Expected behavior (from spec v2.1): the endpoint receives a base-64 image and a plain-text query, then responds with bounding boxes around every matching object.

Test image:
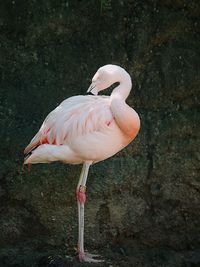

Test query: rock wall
[0,1,200,266]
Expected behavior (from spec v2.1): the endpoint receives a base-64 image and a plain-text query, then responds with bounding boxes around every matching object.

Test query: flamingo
[24,64,140,263]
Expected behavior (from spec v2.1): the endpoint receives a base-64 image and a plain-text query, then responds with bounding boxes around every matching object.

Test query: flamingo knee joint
[76,185,87,204]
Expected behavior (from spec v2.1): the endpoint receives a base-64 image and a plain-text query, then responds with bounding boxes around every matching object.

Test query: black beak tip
[86,92,95,95]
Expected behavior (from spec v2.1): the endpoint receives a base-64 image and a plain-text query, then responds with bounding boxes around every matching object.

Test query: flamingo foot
[78,251,104,263]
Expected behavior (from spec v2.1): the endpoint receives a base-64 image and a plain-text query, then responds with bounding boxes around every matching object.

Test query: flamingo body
[24,95,139,165]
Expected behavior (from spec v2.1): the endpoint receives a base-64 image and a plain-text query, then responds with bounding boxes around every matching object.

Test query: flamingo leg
[77,163,87,255]
[76,162,103,263]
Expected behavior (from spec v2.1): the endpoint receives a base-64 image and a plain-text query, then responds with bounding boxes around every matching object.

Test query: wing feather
[24,95,113,155]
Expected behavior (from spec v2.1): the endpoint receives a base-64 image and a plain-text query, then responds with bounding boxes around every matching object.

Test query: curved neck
[111,72,132,101]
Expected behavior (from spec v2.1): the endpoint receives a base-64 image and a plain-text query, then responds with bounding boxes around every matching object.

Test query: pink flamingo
[24,64,140,263]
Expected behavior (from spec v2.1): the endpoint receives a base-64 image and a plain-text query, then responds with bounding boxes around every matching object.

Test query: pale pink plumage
[24,95,133,164]
[24,64,140,262]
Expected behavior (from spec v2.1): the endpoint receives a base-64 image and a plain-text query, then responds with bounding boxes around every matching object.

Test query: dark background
[0,0,200,266]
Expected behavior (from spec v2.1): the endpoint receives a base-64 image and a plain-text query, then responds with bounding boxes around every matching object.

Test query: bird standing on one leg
[24,64,140,263]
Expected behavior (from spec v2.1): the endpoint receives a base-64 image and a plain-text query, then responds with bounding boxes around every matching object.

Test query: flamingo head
[87,64,122,95]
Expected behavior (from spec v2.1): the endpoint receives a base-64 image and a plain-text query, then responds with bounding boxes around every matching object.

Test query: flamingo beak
[87,83,98,95]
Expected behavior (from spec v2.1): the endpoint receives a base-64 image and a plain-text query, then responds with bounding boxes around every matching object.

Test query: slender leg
[77,163,86,252]
[76,162,103,263]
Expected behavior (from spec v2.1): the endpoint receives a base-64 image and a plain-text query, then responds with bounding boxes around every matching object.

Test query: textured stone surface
[0,0,200,266]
